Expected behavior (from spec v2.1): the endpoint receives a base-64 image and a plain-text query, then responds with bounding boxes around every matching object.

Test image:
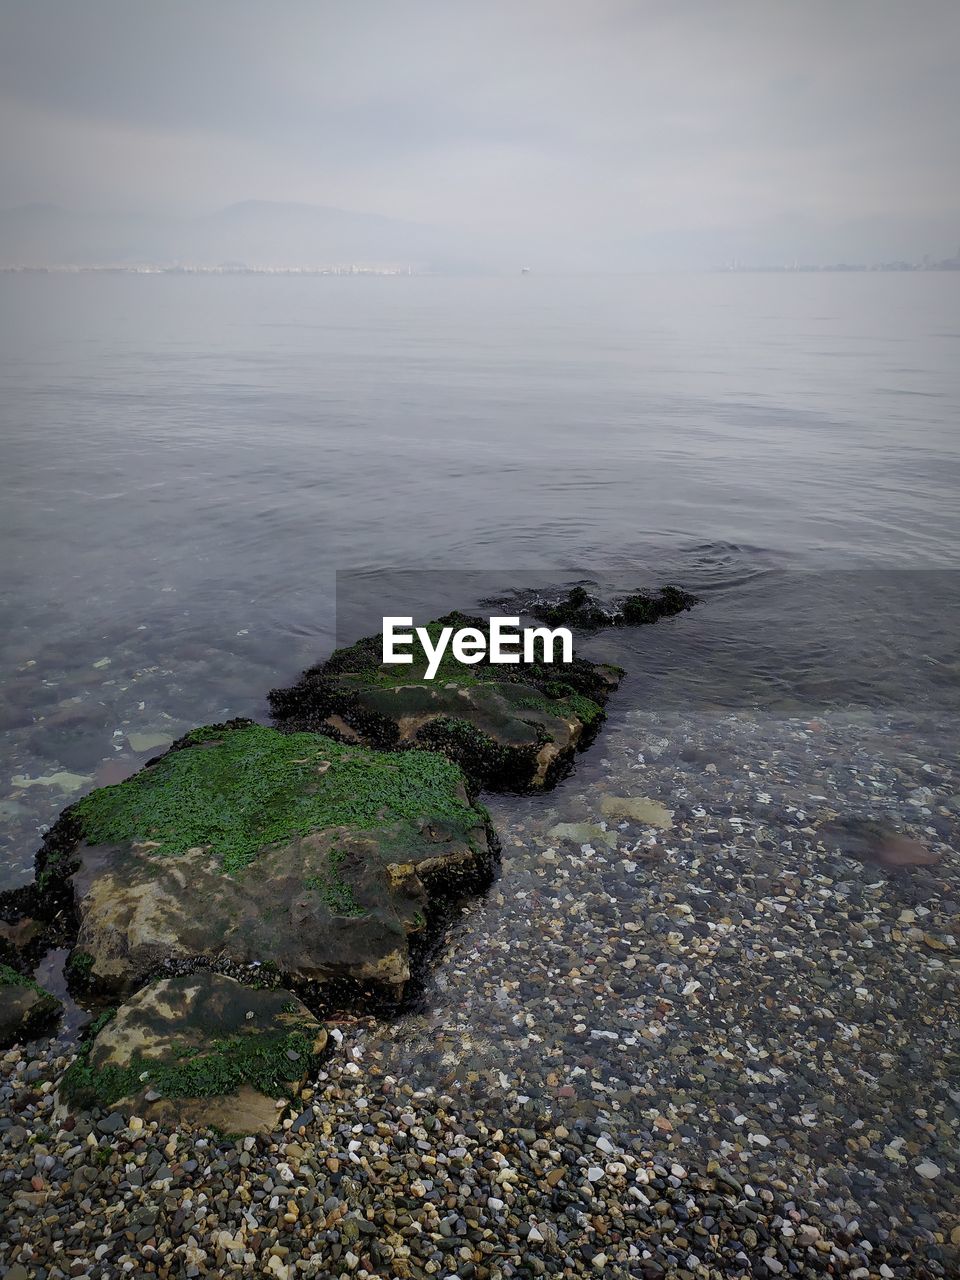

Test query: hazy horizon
[1,1,959,269]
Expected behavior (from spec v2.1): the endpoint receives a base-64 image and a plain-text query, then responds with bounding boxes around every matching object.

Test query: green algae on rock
[37,720,497,1000]
[71,719,487,875]
[61,972,325,1133]
[0,962,61,1048]
[268,612,623,791]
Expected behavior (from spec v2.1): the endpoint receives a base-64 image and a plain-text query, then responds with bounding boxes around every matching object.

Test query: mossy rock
[36,721,496,1001]
[518,584,699,629]
[60,972,325,1133]
[269,613,623,791]
[0,963,61,1048]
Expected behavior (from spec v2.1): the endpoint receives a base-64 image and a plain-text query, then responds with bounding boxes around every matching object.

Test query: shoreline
[1,1039,948,1280]
[1,704,957,1276]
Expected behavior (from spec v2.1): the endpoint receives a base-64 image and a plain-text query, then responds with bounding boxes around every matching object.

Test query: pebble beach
[2,702,957,1279]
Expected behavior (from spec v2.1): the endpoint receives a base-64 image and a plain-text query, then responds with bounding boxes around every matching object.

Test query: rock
[915,1159,941,1179]
[11,769,92,793]
[505,583,698,630]
[547,822,617,849]
[92,757,142,788]
[599,794,674,829]
[0,963,61,1048]
[0,917,43,950]
[126,731,175,754]
[59,972,325,1133]
[820,817,940,868]
[268,613,623,791]
[36,721,497,999]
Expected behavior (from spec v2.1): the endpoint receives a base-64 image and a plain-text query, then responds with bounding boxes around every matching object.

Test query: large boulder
[60,972,325,1133]
[0,963,61,1048]
[269,612,623,791]
[38,720,496,1001]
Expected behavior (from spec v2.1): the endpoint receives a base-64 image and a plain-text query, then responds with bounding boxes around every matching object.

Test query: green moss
[67,951,94,976]
[310,613,603,692]
[61,1015,318,1110]
[517,691,603,726]
[71,723,481,875]
[306,847,366,917]
[0,963,32,989]
[325,618,487,687]
[0,963,61,1040]
[0,962,53,999]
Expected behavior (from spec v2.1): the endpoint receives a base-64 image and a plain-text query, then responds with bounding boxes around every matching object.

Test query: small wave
[665,541,784,594]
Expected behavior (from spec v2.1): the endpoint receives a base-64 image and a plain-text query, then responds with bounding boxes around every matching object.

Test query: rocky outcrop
[0,964,61,1048]
[39,720,496,1001]
[269,613,623,791]
[60,973,325,1133]
[490,584,699,630]
[15,587,705,1128]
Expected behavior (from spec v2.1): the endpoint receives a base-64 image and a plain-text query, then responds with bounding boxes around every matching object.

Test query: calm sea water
[1,272,959,885]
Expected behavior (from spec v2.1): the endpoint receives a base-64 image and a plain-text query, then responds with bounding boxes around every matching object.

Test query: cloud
[0,0,957,265]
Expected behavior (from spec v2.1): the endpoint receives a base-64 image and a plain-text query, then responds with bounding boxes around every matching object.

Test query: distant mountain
[0,201,477,271]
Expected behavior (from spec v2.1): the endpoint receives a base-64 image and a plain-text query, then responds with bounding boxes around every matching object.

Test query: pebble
[1,688,958,1277]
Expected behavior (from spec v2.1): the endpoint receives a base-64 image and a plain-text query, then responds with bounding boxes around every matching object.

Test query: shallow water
[2,271,959,1240]
[2,269,959,883]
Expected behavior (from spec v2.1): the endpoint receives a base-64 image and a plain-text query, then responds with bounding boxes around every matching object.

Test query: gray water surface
[1,271,959,884]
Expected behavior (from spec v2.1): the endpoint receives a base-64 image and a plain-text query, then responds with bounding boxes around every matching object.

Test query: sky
[1,0,958,268]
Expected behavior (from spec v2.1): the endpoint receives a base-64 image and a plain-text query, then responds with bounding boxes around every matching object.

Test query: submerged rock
[59,972,325,1133]
[820,816,941,868]
[269,613,623,791]
[547,821,618,849]
[490,583,699,630]
[37,720,496,1000]
[600,793,674,829]
[0,963,61,1048]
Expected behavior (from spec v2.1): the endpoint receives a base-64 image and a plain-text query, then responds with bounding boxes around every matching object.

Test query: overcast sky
[1,0,958,265]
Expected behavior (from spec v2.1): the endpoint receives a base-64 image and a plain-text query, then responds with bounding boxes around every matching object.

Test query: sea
[1,269,958,886]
